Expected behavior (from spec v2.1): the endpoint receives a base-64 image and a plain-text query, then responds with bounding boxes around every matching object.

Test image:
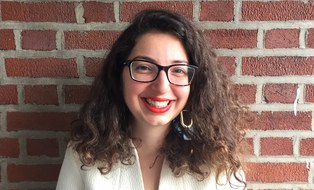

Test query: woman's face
[122,32,190,129]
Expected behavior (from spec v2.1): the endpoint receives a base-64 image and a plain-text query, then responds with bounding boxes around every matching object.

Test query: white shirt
[56,145,245,190]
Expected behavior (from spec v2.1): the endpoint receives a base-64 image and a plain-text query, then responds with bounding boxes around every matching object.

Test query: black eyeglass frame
[123,59,198,86]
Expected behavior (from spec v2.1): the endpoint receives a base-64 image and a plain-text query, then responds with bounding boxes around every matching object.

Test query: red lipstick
[142,97,173,113]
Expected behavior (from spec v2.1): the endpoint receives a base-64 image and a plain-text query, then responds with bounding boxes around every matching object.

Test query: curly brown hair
[71,9,249,187]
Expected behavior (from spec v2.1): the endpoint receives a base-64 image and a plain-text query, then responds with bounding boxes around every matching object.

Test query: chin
[144,118,172,127]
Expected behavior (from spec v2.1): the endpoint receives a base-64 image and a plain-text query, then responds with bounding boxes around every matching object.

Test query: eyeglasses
[123,58,198,86]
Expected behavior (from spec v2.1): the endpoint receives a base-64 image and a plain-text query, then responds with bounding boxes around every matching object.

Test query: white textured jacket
[56,145,245,190]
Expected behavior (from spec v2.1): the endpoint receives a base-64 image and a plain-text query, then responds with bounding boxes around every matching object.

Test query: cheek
[174,86,190,103]
[183,88,190,103]
[122,70,143,105]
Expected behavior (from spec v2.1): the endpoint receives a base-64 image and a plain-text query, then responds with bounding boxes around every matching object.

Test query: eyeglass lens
[129,60,196,86]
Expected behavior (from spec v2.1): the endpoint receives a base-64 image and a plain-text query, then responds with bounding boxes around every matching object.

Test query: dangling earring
[180,110,193,128]
[172,117,191,141]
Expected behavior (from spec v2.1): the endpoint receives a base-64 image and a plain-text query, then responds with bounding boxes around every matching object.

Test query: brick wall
[0,1,313,189]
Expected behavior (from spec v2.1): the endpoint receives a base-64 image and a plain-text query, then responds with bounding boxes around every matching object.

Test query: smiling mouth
[145,98,170,108]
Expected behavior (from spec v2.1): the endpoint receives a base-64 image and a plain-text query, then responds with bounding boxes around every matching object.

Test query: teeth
[146,99,169,108]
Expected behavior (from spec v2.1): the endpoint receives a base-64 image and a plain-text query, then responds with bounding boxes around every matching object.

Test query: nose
[151,70,171,92]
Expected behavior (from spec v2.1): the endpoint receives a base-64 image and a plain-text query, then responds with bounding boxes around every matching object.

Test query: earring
[172,117,191,140]
[180,110,193,128]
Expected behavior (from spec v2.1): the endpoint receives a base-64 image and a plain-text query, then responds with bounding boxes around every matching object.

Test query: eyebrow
[132,55,189,65]
[132,56,156,63]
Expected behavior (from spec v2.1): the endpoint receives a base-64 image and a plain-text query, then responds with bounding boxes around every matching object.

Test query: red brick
[251,111,312,130]
[308,29,314,48]
[233,84,256,104]
[7,112,77,131]
[0,85,18,104]
[246,163,308,182]
[265,29,299,49]
[261,138,293,156]
[27,139,59,157]
[64,85,91,104]
[1,2,76,22]
[0,138,19,157]
[85,57,103,77]
[0,29,15,50]
[242,56,314,76]
[263,84,298,104]
[5,58,78,78]
[120,2,193,22]
[83,2,115,23]
[305,85,314,103]
[300,138,314,156]
[7,164,60,182]
[217,57,236,76]
[24,85,58,105]
[64,31,120,50]
[204,29,257,49]
[21,30,56,51]
[242,1,314,21]
[200,1,234,21]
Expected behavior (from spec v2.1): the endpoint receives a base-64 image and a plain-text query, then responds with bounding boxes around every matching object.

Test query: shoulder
[58,144,118,189]
[177,170,246,190]
[160,160,246,190]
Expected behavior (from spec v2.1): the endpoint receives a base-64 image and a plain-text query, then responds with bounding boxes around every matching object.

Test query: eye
[170,66,188,76]
[132,61,156,74]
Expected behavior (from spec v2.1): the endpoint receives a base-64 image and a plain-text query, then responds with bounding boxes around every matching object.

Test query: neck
[131,122,170,155]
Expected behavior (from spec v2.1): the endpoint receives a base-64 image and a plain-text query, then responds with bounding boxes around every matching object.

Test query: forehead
[128,32,188,63]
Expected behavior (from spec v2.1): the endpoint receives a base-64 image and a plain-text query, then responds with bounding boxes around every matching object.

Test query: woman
[56,9,248,190]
